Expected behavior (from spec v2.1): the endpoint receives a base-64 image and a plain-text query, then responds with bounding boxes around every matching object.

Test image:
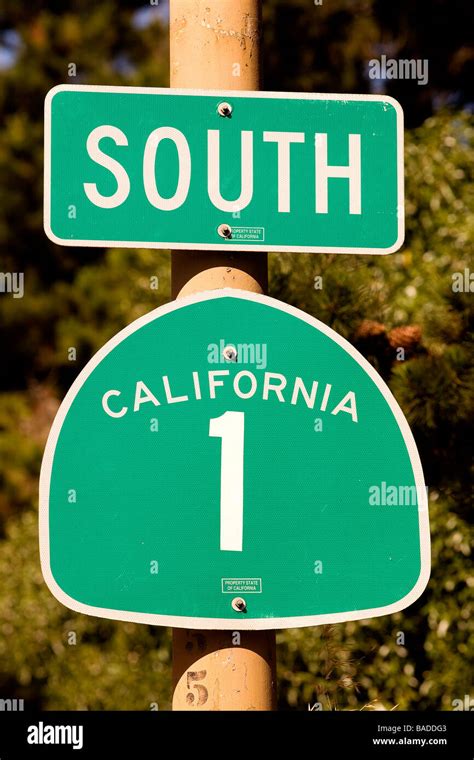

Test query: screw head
[217,101,233,117]
[217,223,232,239]
[232,597,246,612]
[223,345,238,362]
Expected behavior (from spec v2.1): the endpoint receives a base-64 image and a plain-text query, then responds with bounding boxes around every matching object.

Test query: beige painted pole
[169,0,267,299]
[169,0,276,710]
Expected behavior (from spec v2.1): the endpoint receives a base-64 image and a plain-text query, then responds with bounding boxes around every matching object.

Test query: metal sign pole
[169,0,268,300]
[169,0,276,710]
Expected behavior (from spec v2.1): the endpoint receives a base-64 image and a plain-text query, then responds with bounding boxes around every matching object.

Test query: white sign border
[44,84,405,255]
[39,289,430,630]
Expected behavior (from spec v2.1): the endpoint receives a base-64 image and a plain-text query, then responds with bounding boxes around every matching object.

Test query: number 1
[209,411,245,552]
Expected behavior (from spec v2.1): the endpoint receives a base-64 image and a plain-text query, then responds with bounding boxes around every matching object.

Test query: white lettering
[143,127,191,210]
[233,370,257,399]
[84,126,130,209]
[315,133,361,214]
[263,131,305,212]
[133,381,160,412]
[208,130,253,212]
[102,389,128,418]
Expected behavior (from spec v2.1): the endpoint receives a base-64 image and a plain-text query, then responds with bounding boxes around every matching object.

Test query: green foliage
[0,393,43,525]
[0,509,171,709]
[0,1,472,711]
[50,248,169,387]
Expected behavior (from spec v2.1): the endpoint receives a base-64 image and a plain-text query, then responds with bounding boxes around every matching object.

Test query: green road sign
[44,85,404,254]
[40,291,429,629]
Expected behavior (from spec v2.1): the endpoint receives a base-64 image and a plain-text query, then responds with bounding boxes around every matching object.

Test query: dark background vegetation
[0,0,472,710]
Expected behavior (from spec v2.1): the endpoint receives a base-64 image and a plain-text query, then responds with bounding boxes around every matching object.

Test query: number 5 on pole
[209,411,245,552]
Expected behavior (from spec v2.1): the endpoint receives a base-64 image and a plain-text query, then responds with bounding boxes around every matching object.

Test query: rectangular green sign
[44,85,404,254]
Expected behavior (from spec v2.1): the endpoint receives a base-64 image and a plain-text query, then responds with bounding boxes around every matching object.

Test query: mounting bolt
[223,345,238,362]
[217,101,233,117]
[218,223,232,239]
[232,597,246,612]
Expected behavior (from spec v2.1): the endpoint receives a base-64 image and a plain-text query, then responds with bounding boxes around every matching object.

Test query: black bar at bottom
[0,710,472,757]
